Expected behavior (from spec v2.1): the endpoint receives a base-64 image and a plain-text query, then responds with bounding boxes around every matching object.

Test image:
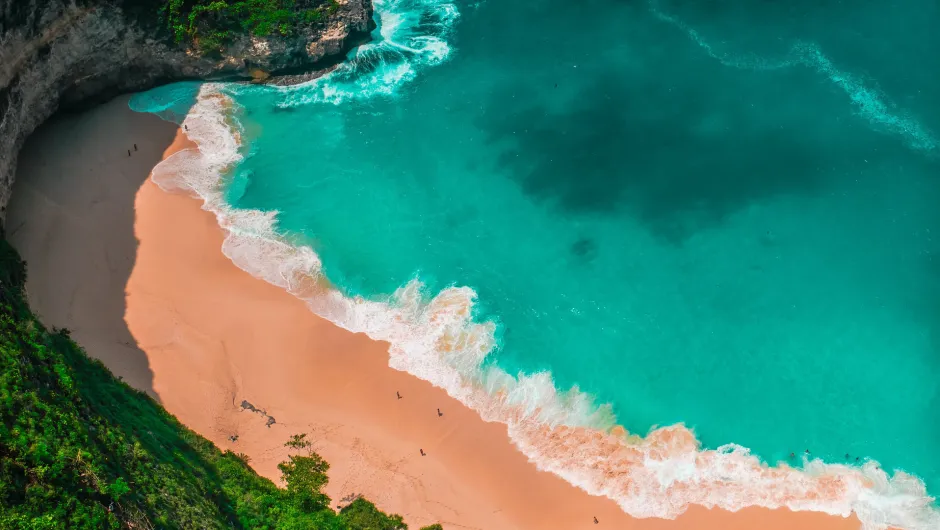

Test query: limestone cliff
[0,0,374,217]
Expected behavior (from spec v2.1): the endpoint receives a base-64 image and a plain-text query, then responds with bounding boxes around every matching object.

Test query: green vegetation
[0,236,439,529]
[161,0,341,53]
[339,499,406,530]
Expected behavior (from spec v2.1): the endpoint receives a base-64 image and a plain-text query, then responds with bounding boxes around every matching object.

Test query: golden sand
[6,95,862,530]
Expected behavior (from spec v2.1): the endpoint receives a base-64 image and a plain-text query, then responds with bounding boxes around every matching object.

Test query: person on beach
[437,408,443,417]
[396,391,401,399]
[127,149,131,157]
[133,143,138,151]
[594,516,599,524]
[419,449,425,456]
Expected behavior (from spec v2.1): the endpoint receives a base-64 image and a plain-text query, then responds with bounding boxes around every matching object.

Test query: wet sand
[6,95,862,530]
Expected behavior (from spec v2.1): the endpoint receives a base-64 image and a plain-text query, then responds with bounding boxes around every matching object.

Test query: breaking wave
[131,1,940,528]
[135,81,940,530]
[648,0,938,154]
[268,0,458,107]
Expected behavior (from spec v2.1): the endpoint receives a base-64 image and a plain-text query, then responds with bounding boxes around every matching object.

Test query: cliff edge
[0,0,374,216]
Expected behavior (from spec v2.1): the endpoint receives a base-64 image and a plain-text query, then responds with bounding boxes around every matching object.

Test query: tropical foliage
[161,0,340,53]
[0,237,438,529]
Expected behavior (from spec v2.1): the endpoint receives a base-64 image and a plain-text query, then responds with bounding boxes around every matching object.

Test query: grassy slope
[0,237,438,529]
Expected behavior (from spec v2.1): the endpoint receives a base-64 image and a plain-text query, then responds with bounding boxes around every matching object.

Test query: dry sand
[6,95,863,530]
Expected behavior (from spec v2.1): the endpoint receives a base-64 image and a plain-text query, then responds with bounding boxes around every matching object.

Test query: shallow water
[132,0,940,525]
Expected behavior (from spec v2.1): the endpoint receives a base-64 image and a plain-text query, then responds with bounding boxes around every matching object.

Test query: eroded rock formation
[0,0,373,215]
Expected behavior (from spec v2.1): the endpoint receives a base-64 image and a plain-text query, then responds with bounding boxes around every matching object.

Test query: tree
[339,498,408,530]
[285,433,312,450]
[0,238,416,529]
[278,453,332,512]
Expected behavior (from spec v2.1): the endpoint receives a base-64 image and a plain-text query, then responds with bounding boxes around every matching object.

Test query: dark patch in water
[570,236,597,262]
[759,230,777,247]
[476,67,906,242]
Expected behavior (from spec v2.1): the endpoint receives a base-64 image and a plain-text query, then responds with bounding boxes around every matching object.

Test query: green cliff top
[162,0,341,53]
[0,237,440,529]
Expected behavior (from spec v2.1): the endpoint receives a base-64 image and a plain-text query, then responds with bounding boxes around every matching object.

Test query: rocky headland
[0,0,374,215]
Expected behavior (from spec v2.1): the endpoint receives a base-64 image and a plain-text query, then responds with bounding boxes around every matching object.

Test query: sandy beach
[5,95,863,530]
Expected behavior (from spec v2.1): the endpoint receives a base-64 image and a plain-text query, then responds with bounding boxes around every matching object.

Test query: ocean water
[131,0,940,527]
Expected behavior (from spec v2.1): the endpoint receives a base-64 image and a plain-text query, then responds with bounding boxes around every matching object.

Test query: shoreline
[6,95,863,529]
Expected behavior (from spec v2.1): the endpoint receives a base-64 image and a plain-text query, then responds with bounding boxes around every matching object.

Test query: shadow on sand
[5,94,192,400]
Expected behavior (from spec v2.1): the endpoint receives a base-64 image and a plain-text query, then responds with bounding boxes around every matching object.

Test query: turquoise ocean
[131,0,940,527]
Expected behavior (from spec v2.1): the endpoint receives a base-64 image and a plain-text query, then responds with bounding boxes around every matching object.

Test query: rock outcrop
[0,0,374,217]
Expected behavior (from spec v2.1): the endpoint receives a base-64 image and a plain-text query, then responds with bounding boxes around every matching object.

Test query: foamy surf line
[262,0,459,107]
[647,0,937,154]
[140,82,940,530]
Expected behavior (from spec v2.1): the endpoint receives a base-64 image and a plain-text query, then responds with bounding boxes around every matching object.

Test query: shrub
[0,238,435,529]
[340,498,408,530]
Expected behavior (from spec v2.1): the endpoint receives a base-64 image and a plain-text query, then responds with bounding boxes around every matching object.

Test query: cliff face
[0,0,373,218]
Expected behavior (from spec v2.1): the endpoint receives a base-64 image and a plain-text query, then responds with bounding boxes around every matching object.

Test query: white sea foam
[268,0,458,107]
[648,0,938,154]
[138,0,940,526]
[144,81,940,530]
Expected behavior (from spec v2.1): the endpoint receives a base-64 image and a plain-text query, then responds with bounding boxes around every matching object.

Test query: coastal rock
[306,25,348,62]
[0,0,375,217]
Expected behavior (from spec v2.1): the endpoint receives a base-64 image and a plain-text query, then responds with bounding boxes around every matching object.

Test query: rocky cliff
[0,0,373,218]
